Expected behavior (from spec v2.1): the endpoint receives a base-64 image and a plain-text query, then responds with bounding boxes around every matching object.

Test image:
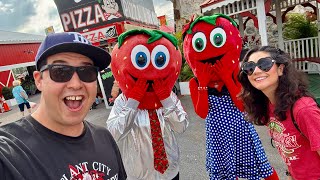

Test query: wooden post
[275,0,284,50]
[238,14,244,37]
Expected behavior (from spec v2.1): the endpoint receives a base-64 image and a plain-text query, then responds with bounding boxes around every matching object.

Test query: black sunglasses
[241,57,276,76]
[40,64,98,83]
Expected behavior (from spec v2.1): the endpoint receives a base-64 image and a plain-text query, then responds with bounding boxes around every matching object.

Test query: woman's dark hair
[238,46,312,125]
[240,49,249,62]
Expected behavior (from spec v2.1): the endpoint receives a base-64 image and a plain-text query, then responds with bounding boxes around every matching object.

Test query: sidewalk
[0,94,41,126]
[0,94,287,179]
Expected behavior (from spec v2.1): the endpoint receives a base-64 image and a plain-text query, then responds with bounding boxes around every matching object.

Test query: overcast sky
[0,0,173,35]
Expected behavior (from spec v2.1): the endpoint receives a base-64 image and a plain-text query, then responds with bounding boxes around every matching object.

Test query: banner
[100,67,114,99]
[120,0,158,26]
[53,0,125,32]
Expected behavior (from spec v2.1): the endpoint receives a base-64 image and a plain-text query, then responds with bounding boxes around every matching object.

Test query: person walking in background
[238,46,320,180]
[12,80,31,117]
[0,32,127,180]
[100,66,116,106]
[109,80,120,103]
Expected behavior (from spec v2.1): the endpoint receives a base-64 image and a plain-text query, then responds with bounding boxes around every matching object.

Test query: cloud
[0,0,37,32]
[0,0,63,35]
[16,0,63,35]
[1,0,172,35]
[0,1,14,13]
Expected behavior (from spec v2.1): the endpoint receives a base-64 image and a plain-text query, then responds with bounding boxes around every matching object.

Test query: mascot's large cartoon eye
[210,27,227,48]
[192,32,207,52]
[151,45,170,70]
[131,45,151,70]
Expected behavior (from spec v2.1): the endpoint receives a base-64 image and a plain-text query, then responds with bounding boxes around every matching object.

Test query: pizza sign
[81,25,118,43]
[54,0,124,32]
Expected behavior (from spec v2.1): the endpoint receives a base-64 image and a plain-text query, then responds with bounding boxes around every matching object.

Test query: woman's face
[247,51,284,95]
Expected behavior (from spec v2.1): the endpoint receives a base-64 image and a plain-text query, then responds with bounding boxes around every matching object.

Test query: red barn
[0,30,44,96]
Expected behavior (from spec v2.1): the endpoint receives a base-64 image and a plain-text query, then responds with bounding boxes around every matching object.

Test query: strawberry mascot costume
[107,29,189,180]
[183,14,279,180]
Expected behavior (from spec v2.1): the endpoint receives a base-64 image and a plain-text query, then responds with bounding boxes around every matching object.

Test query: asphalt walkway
[0,94,287,179]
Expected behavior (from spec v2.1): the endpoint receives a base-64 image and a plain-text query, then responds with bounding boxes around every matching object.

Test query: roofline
[0,62,36,72]
[200,0,224,8]
[0,30,45,45]
[0,40,43,45]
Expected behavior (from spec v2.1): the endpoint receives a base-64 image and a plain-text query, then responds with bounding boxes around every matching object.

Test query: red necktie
[148,110,169,174]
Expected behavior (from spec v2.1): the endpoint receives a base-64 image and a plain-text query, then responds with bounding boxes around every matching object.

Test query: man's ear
[33,71,43,91]
[277,64,285,76]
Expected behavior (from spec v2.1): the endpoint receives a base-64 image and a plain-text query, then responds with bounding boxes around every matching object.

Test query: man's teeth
[66,96,83,100]
[255,77,266,81]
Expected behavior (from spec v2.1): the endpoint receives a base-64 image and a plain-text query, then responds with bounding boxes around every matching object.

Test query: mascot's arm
[213,61,244,112]
[106,79,148,141]
[161,92,189,134]
[106,94,139,141]
[153,79,189,133]
[224,73,244,112]
[190,78,209,119]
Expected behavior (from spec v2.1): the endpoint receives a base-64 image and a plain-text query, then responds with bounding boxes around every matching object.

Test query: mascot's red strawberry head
[183,14,242,85]
[111,29,182,109]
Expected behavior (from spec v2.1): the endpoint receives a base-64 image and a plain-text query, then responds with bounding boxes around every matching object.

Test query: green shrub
[179,62,194,82]
[283,13,318,40]
[174,31,195,82]
[21,75,37,95]
[1,86,14,100]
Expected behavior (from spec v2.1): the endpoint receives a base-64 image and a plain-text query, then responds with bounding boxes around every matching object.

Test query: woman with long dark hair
[238,46,320,179]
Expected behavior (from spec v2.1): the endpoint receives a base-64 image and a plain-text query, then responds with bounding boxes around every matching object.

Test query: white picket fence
[283,36,320,74]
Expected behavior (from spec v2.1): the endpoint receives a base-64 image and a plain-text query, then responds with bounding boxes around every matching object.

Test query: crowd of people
[0,13,319,180]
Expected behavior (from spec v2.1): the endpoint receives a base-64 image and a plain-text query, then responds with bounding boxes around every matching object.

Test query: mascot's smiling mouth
[200,54,224,65]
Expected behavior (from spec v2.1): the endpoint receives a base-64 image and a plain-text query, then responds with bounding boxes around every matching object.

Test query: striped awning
[201,0,242,13]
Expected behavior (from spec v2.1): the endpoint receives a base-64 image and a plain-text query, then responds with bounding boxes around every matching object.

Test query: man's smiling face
[34,52,97,132]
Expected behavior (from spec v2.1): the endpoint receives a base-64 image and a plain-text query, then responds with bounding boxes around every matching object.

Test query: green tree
[283,13,318,40]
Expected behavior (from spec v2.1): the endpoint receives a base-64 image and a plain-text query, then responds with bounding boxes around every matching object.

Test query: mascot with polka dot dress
[182,14,279,180]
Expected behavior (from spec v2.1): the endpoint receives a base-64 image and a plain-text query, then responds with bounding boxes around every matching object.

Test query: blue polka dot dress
[206,88,273,180]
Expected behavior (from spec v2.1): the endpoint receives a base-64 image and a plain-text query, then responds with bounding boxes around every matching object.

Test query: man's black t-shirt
[0,115,127,180]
